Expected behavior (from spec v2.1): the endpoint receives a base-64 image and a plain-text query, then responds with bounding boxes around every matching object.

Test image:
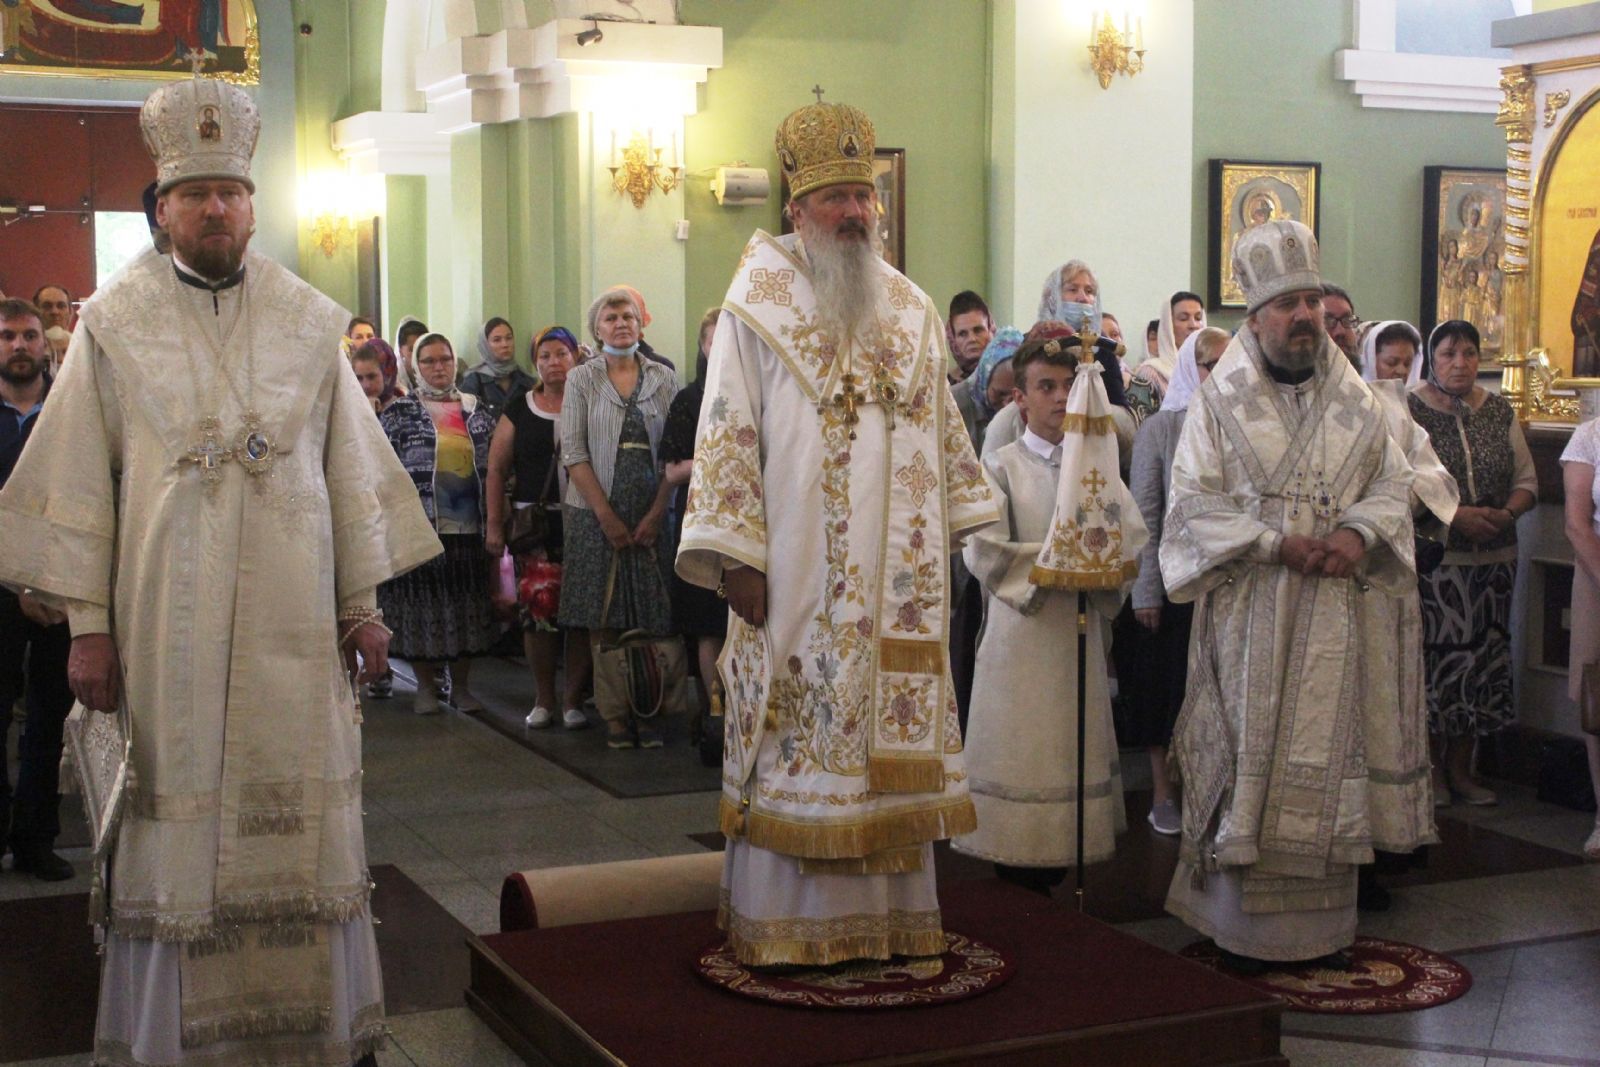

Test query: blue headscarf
[972,326,1025,419]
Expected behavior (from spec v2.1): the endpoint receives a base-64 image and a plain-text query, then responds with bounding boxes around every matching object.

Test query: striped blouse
[559,355,678,509]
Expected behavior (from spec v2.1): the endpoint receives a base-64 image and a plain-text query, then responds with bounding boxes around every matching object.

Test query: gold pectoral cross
[1286,468,1339,521]
[833,371,866,440]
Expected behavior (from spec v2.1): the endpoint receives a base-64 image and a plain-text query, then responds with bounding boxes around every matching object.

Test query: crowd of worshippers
[6,255,1599,892]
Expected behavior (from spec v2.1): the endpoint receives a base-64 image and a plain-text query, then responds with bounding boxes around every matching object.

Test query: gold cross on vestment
[832,371,865,440]
[1081,468,1108,495]
[182,416,232,487]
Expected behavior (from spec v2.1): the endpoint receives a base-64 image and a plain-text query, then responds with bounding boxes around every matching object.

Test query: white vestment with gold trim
[0,248,441,1065]
[677,231,997,966]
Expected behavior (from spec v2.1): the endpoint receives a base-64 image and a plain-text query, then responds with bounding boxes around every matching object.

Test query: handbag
[506,443,560,556]
[593,553,690,721]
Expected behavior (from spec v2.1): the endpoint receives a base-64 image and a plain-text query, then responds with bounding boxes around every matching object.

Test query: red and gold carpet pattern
[1180,936,1473,1014]
[694,931,1013,1010]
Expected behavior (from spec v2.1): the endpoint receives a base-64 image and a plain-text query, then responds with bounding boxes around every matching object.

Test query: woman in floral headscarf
[951,326,1025,454]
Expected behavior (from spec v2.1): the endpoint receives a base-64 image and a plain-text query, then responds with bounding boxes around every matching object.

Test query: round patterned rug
[694,931,1013,1010]
[1179,937,1472,1014]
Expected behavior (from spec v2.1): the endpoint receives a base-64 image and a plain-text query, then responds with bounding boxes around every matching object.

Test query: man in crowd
[0,298,74,882]
[0,75,439,1067]
[947,289,994,382]
[678,95,997,966]
[33,284,74,368]
[1322,282,1361,370]
[1161,220,1415,974]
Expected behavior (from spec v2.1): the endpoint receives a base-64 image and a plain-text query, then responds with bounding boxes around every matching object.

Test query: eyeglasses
[1324,314,1359,331]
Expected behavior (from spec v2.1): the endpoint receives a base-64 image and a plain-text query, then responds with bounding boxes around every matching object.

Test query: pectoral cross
[832,371,865,440]
[182,416,232,487]
[1286,468,1338,521]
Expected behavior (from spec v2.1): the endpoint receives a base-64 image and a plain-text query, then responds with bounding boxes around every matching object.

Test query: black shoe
[1215,949,1271,977]
[1357,880,1392,912]
[1304,949,1355,971]
[12,847,74,882]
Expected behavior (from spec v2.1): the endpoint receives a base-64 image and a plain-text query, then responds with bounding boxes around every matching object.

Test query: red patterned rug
[694,931,1013,1010]
[1179,937,1472,1014]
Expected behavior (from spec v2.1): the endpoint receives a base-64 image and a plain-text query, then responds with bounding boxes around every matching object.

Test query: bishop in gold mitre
[677,92,997,966]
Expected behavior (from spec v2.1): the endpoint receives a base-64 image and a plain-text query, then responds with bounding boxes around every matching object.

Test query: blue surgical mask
[1060,302,1101,334]
[601,342,640,358]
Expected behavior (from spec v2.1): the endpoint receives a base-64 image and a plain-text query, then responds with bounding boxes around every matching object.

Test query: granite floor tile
[1405,865,1600,942]
[453,840,657,892]
[386,1006,530,1067]
[1286,976,1506,1048]
[1507,932,1600,984]
[1491,967,1600,1060]
[1352,887,1516,953]
[1485,809,1600,857]
[402,805,636,861]
[415,878,502,935]
[1278,1035,1486,1066]
[1449,945,1516,981]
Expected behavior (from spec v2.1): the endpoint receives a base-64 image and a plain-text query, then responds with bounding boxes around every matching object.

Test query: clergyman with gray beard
[675,95,999,969]
[1159,219,1420,976]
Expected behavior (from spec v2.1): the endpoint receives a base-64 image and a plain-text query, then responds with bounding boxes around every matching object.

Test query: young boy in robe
[952,337,1127,894]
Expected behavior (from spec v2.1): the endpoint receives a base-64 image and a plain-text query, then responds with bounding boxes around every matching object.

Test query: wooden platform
[466,878,1286,1067]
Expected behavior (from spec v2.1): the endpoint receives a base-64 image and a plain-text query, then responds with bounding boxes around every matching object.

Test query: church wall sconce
[1087,8,1145,89]
[607,128,684,208]
[302,170,383,258]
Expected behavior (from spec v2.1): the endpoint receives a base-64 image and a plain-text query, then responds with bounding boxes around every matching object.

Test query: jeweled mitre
[141,77,260,193]
[775,100,876,200]
[1232,219,1322,313]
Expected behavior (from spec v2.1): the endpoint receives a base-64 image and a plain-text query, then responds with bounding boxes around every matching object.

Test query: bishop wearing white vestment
[677,98,997,966]
[1161,221,1416,968]
[0,79,440,1066]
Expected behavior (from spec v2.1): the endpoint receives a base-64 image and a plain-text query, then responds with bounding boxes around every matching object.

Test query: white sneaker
[525,706,552,729]
[412,689,441,716]
[562,707,589,730]
[1147,799,1181,836]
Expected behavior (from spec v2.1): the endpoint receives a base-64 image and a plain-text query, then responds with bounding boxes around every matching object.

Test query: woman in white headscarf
[1117,326,1229,835]
[1359,319,1425,386]
[1125,290,1206,423]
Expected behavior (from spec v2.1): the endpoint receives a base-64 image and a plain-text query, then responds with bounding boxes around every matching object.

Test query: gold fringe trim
[257,923,320,950]
[799,846,925,876]
[722,927,947,968]
[111,885,372,942]
[720,795,977,859]
[237,811,306,837]
[867,756,945,794]
[878,637,944,674]
[1029,560,1138,589]
[1061,412,1116,435]
[184,927,245,959]
[180,1007,332,1050]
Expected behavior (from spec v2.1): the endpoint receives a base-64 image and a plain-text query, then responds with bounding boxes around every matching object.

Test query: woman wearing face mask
[558,288,680,749]
[462,316,538,423]
[1125,291,1207,423]
[1408,320,1537,807]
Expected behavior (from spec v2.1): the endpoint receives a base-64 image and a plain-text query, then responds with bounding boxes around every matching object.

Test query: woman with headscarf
[377,333,501,715]
[661,308,730,761]
[1125,290,1207,423]
[1409,319,1537,806]
[352,338,403,413]
[558,287,680,749]
[1359,320,1425,385]
[462,316,538,423]
[951,326,1025,454]
[486,326,592,731]
[1118,327,1229,834]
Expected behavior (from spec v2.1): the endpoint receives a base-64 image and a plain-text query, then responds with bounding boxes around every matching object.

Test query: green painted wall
[1191,0,1505,329]
[679,0,991,361]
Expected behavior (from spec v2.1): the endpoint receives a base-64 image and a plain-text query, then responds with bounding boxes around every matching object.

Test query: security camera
[577,21,604,46]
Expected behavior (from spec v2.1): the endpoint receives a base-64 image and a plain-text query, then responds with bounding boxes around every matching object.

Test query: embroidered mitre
[141,76,260,193]
[775,98,875,199]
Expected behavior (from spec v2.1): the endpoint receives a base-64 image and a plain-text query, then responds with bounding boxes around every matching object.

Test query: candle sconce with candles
[1087,9,1146,90]
[607,129,684,208]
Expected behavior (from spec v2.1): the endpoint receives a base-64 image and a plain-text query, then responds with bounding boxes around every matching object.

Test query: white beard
[799,219,885,343]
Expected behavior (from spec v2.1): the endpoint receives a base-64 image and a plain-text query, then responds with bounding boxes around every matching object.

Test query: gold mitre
[140,77,260,194]
[1232,219,1322,313]
[775,97,875,200]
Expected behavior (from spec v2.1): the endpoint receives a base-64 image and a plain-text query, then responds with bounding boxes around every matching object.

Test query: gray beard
[799,221,885,343]
[1261,331,1324,376]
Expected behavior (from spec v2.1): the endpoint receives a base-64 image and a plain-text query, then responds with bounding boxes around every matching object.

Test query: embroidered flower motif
[1084,526,1109,552]
[891,692,917,725]
[896,601,923,631]
[909,528,925,551]
[735,426,758,449]
[856,617,873,638]
[893,570,915,596]
[787,655,803,676]
[746,267,796,307]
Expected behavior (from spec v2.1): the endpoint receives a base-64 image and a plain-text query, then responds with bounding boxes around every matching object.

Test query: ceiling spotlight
[577,20,604,46]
